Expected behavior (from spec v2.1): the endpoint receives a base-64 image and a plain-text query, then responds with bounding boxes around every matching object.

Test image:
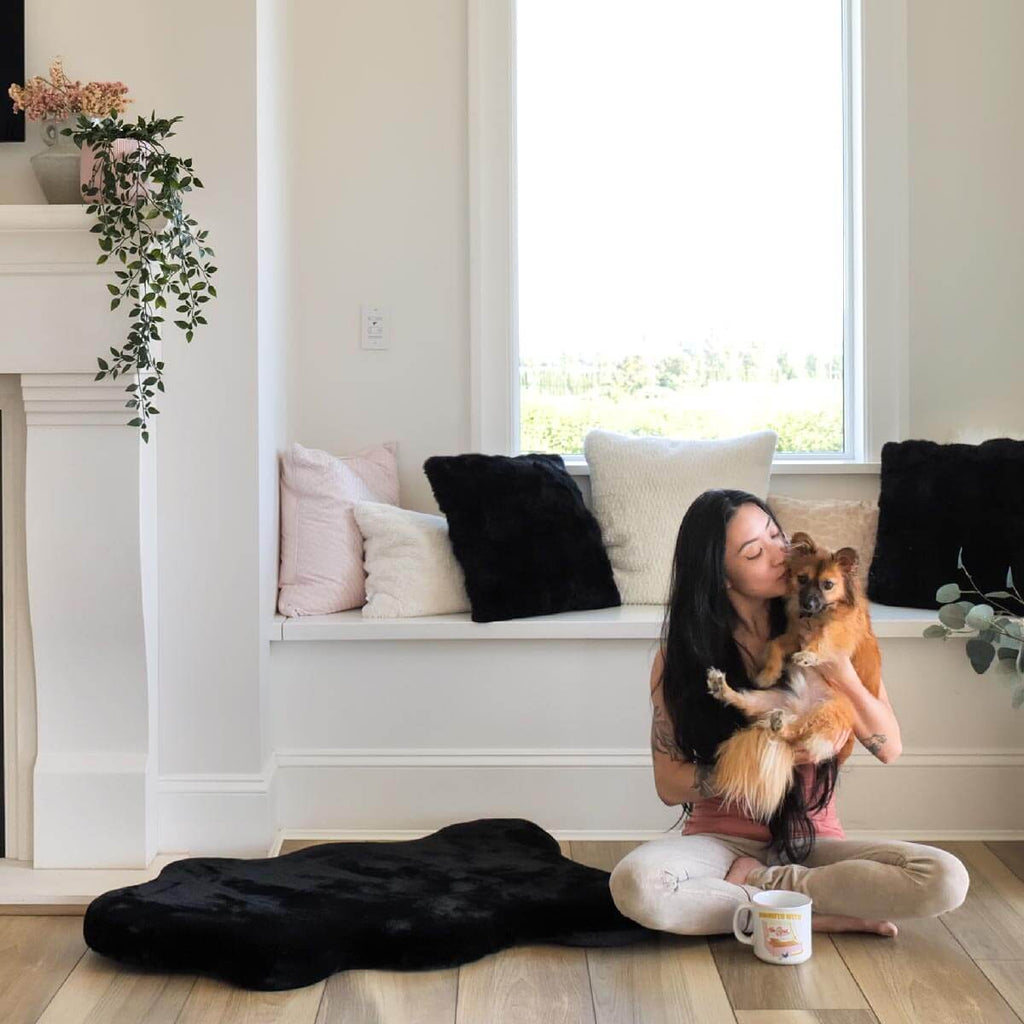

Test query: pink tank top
[681,762,845,840]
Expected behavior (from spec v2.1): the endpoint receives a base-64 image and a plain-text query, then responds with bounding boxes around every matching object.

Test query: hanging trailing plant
[65,110,218,442]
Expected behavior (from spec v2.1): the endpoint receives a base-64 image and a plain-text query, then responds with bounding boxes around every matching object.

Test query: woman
[609,488,970,937]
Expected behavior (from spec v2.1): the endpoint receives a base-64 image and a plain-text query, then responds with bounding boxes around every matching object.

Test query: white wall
[286,0,470,513]
[907,0,1024,442]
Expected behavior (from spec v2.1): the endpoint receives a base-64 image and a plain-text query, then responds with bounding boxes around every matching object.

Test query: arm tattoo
[651,699,687,762]
[693,762,718,798]
[862,733,887,757]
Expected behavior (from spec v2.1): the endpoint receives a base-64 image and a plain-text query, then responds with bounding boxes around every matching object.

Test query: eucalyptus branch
[953,585,1024,619]
[948,545,1024,616]
[941,621,1018,643]
[930,550,1024,709]
[64,110,218,443]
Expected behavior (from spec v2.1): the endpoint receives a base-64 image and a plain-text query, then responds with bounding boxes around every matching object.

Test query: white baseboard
[158,755,278,858]
[267,826,1024,858]
[155,748,1024,857]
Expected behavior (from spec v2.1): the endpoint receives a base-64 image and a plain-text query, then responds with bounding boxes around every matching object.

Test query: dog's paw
[706,667,727,698]
[791,650,820,668]
[758,709,796,733]
[772,709,797,732]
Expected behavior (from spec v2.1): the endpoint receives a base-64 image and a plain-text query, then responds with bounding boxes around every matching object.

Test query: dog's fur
[705,531,882,822]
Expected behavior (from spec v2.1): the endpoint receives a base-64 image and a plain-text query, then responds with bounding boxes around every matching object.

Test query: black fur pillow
[867,438,1024,610]
[422,452,621,622]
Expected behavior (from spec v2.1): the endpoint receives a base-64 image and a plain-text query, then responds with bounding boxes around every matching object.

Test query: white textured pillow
[352,501,470,618]
[583,429,778,604]
[766,493,879,588]
[277,441,399,617]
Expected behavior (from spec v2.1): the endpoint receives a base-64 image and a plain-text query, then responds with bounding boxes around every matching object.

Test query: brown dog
[703,531,882,822]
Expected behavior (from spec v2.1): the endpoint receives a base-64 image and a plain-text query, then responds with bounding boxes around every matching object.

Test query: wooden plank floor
[1,839,1021,1024]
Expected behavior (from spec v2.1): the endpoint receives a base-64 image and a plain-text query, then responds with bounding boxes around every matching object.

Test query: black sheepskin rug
[83,818,658,991]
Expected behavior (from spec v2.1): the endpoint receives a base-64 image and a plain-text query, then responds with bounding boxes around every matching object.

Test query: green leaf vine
[64,111,218,443]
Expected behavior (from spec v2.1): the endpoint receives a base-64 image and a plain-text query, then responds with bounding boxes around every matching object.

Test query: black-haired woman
[608,489,970,936]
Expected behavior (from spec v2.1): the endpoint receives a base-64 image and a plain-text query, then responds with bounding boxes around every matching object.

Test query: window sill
[269,602,936,642]
[562,459,882,477]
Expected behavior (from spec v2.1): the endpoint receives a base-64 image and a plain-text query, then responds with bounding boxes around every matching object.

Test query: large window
[514,1,851,459]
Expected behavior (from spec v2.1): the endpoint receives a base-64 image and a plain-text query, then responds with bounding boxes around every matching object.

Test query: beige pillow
[584,428,778,604]
[352,501,470,618]
[766,493,879,588]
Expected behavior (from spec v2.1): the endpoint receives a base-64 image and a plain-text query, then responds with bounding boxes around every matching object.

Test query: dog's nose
[800,591,824,614]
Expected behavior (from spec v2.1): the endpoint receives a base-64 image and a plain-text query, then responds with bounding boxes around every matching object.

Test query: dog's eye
[822,580,834,590]
[796,574,809,584]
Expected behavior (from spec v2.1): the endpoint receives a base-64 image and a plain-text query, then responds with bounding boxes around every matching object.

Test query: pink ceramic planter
[80,137,153,203]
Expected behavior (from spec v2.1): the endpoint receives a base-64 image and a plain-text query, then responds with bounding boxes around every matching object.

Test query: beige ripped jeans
[608,831,970,935]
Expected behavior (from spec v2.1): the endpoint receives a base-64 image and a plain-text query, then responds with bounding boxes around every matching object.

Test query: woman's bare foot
[725,855,898,937]
[725,855,765,886]
[812,914,898,937]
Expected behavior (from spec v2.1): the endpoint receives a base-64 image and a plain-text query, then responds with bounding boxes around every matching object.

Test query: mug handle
[733,901,756,946]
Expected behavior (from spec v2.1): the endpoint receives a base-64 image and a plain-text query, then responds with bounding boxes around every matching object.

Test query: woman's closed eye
[745,531,781,560]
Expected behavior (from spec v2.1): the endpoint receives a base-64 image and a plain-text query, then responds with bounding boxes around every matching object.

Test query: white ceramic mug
[732,890,813,964]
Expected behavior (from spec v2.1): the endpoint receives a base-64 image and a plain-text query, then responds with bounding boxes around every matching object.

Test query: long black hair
[656,488,839,864]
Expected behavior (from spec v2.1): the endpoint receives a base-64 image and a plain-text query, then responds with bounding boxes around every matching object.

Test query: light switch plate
[361,305,388,350]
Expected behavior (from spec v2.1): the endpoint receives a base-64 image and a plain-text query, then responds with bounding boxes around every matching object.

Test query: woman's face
[723,503,790,599]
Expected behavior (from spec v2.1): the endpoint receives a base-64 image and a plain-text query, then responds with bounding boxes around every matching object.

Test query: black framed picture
[1,0,26,143]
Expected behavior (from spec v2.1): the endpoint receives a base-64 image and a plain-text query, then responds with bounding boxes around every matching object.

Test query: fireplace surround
[1,205,158,869]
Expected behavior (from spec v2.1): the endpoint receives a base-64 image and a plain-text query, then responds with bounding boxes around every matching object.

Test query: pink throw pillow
[278,441,399,616]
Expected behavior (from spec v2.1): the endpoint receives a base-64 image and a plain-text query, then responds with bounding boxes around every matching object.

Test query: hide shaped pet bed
[83,817,659,991]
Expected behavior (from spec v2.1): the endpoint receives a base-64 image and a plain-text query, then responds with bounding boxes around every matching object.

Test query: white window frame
[468,0,908,473]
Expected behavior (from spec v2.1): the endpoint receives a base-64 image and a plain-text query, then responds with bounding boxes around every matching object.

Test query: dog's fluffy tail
[710,726,796,823]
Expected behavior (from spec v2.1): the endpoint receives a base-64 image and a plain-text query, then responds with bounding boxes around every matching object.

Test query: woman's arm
[649,650,718,805]
[817,654,903,763]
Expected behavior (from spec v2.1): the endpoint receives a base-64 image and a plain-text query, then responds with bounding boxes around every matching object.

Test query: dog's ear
[833,547,860,574]
[788,531,817,555]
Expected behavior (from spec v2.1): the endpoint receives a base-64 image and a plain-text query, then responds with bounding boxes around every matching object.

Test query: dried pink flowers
[8,56,131,122]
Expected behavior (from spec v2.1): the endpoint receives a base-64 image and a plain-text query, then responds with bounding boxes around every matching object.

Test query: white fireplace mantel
[0,205,160,870]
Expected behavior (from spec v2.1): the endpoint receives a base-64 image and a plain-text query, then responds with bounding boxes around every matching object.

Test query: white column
[22,373,159,868]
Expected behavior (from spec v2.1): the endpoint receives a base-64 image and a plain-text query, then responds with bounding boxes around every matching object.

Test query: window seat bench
[268,602,939,642]
[258,600,1023,845]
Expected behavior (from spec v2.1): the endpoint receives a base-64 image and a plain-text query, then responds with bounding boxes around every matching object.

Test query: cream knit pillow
[277,441,399,616]
[352,501,470,618]
[766,493,879,588]
[583,429,778,604]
